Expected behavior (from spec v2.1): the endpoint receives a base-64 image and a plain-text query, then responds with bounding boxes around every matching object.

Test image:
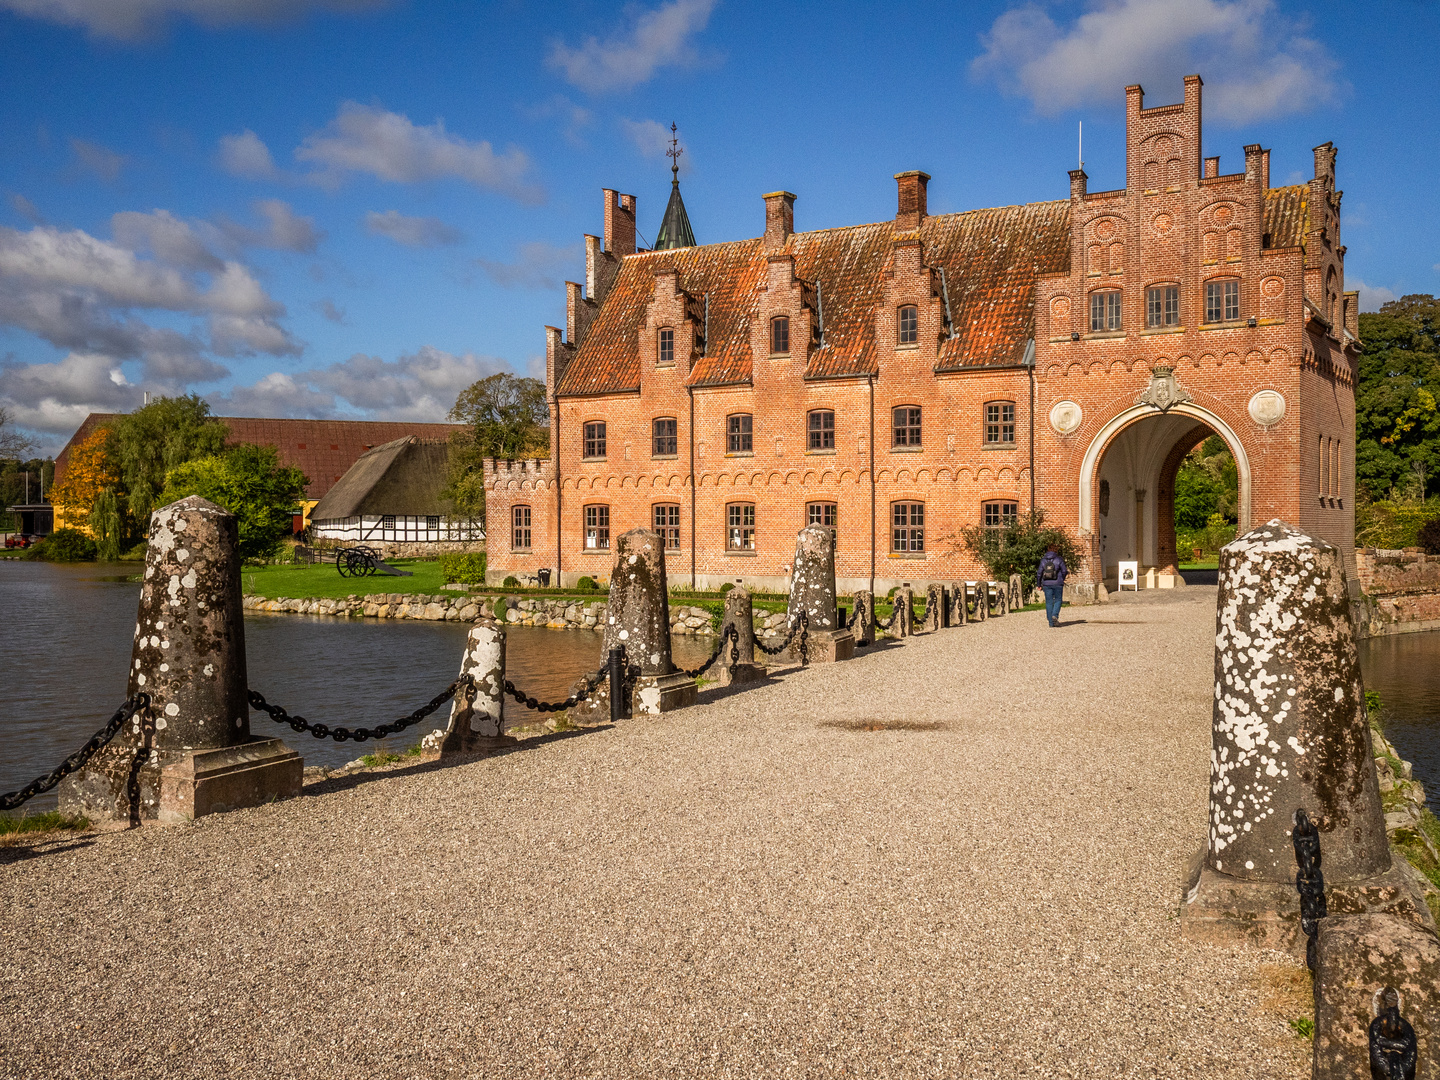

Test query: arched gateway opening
[1079,404,1251,590]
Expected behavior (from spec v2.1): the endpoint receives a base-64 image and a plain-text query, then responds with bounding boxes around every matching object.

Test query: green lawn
[242,559,450,600]
[1178,560,1220,570]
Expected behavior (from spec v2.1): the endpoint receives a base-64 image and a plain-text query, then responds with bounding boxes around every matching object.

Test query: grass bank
[242,559,448,599]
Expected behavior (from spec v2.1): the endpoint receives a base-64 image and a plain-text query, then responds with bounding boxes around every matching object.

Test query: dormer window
[770,316,789,355]
[898,305,918,345]
[657,327,674,366]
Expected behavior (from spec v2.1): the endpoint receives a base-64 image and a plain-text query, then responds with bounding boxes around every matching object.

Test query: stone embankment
[1353,547,1440,637]
[242,591,796,636]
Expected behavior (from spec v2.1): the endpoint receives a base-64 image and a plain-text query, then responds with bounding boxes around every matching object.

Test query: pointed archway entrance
[1078,403,1251,589]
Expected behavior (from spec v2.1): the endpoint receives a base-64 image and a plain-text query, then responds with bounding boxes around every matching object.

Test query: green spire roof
[654,177,695,250]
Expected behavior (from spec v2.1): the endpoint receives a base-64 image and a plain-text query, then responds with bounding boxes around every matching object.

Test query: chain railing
[680,625,740,679]
[1292,807,1327,971]
[249,678,471,743]
[0,693,152,811]
[1369,987,1418,1080]
[503,669,605,714]
[755,611,808,665]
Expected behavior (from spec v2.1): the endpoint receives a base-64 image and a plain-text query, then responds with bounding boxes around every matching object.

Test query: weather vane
[667,122,683,181]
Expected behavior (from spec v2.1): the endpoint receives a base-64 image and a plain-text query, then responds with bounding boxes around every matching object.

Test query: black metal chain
[875,603,898,630]
[249,677,471,742]
[681,625,739,679]
[1369,987,1417,1080]
[503,668,604,714]
[1292,807,1327,971]
[755,611,808,662]
[0,693,152,811]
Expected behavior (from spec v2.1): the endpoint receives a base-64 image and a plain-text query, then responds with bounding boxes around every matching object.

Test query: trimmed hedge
[440,551,487,585]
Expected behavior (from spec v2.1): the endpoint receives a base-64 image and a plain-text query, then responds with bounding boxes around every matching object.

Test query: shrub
[119,541,148,561]
[1419,517,1440,556]
[440,551,487,585]
[719,582,734,594]
[956,510,1084,583]
[502,575,520,588]
[26,527,97,562]
[577,575,596,590]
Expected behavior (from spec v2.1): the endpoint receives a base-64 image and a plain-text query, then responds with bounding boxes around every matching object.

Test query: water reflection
[1359,634,1440,795]
[0,560,717,806]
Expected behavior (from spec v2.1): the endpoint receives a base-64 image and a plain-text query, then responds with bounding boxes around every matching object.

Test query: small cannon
[335,546,380,578]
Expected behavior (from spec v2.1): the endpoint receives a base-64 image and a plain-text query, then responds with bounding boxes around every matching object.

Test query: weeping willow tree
[88,487,126,561]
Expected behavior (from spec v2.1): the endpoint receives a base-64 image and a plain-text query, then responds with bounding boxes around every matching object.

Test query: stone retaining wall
[1352,548,1440,638]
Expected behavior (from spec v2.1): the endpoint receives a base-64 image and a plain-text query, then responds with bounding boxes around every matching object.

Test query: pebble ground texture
[1,587,1312,1078]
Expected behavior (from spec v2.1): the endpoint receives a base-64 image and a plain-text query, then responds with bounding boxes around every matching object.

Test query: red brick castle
[485,75,1357,597]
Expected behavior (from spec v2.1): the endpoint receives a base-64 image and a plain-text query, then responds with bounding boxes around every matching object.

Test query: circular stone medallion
[1214,204,1235,226]
[1051,295,1071,319]
[1049,400,1083,436]
[1095,219,1116,241]
[1153,212,1173,234]
[1248,390,1286,427]
[1261,276,1284,299]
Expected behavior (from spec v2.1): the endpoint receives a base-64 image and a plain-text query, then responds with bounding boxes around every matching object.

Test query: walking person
[1037,543,1068,627]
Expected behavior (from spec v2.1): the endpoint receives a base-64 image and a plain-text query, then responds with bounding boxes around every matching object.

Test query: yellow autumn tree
[50,425,120,531]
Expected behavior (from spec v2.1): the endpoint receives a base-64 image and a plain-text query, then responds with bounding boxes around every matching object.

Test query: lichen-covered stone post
[1008,573,1023,612]
[438,618,515,756]
[603,527,695,714]
[785,525,854,662]
[718,587,766,687]
[892,586,913,638]
[949,581,967,626]
[924,583,945,632]
[851,590,875,645]
[971,581,988,622]
[1180,520,1425,953]
[59,496,301,824]
[991,581,1007,616]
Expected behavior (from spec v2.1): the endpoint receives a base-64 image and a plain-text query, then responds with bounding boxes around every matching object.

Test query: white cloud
[475,241,579,291]
[0,0,389,41]
[217,199,324,253]
[69,137,127,182]
[364,209,462,248]
[620,118,672,160]
[1351,279,1398,313]
[548,0,716,93]
[218,129,278,179]
[296,102,543,204]
[0,351,142,435]
[970,0,1343,125]
[10,194,44,224]
[112,208,226,272]
[314,298,345,323]
[207,371,335,418]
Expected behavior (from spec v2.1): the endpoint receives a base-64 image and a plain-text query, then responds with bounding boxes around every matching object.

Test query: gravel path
[0,588,1310,1078]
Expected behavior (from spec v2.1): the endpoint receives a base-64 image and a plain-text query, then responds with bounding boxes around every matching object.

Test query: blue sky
[1,0,1436,454]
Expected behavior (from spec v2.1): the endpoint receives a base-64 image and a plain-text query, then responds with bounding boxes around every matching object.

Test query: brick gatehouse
[485,75,1357,597]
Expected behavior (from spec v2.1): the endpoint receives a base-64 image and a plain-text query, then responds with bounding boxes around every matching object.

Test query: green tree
[1356,295,1440,502]
[1173,436,1238,529]
[111,395,230,523]
[445,373,550,517]
[954,511,1085,583]
[159,443,307,561]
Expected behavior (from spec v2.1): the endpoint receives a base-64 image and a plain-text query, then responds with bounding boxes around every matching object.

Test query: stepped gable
[553,199,1071,398]
[1263,184,1309,250]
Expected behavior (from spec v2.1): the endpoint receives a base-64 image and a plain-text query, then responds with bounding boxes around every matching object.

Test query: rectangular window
[807,501,837,542]
[657,327,674,366]
[653,503,680,549]
[807,410,834,451]
[770,316,789,355]
[426,515,440,530]
[727,503,755,550]
[583,421,606,459]
[983,501,1019,529]
[1333,439,1341,497]
[893,406,922,447]
[984,401,1015,445]
[512,506,531,550]
[727,413,753,454]
[1090,290,1121,332]
[1320,436,1329,496]
[381,514,396,530]
[584,505,610,550]
[1206,280,1240,323]
[891,502,924,552]
[652,417,677,457]
[1146,286,1180,328]
[898,305,918,345]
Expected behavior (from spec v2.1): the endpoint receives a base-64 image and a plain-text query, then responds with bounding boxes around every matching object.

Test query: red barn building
[485,76,1358,598]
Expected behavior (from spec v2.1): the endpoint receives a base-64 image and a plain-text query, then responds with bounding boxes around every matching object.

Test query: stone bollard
[786,525,854,662]
[949,581,967,626]
[850,590,875,645]
[438,618,515,756]
[1180,521,1428,954]
[891,586,914,638]
[1008,573,1023,612]
[718,587,766,686]
[971,581,988,622]
[992,581,1007,616]
[60,496,301,824]
[924,583,945,632]
[603,527,695,714]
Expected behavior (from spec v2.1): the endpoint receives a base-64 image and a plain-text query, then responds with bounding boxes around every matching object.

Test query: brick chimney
[603,188,636,256]
[1068,169,1088,201]
[1204,156,1219,178]
[763,191,795,252]
[895,171,929,231]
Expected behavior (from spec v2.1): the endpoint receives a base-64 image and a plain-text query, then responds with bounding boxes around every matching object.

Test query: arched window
[657,327,674,366]
[770,316,789,355]
[726,413,753,454]
[652,417,677,457]
[511,506,531,551]
[1205,278,1240,323]
[897,305,918,345]
[892,406,922,448]
[807,409,834,451]
[1090,290,1121,332]
[984,401,1015,445]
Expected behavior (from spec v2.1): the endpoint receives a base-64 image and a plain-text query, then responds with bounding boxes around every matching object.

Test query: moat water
[3,560,1438,811]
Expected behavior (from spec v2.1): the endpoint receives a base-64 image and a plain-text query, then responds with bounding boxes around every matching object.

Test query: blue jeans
[1043,585,1064,624]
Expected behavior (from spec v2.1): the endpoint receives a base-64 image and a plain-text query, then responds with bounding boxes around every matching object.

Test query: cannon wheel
[336,549,355,577]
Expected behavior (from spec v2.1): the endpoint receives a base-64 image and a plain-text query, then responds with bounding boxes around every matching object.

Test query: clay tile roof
[555,199,1071,395]
[1263,185,1309,250]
